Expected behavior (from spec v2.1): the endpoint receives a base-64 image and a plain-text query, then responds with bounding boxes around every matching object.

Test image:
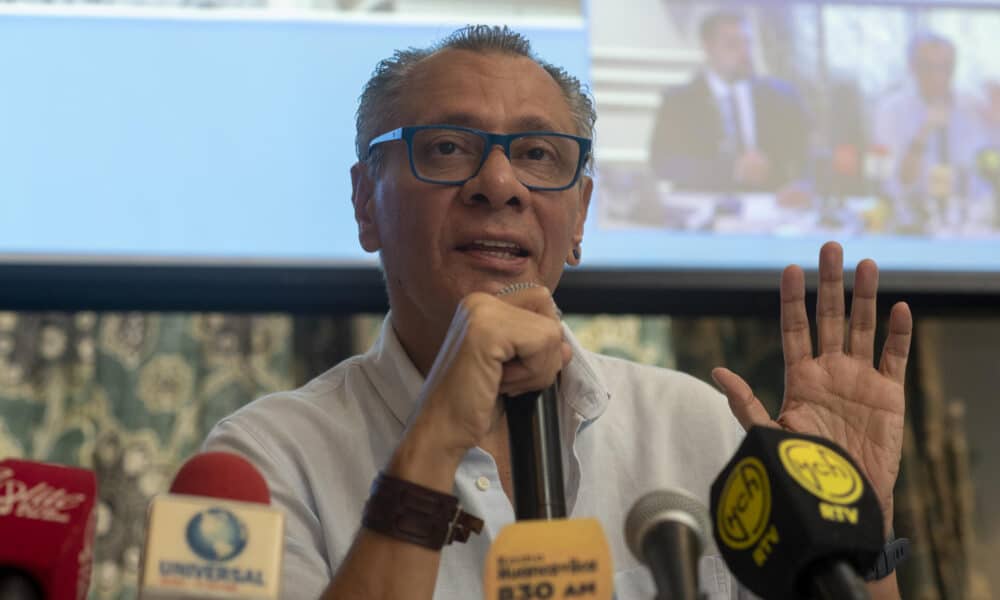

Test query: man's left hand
[712,241,913,533]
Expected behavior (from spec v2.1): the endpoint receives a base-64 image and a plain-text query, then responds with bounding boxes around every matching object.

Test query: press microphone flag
[139,452,284,600]
[0,458,97,600]
[710,426,883,599]
[487,384,612,600]
[483,518,613,600]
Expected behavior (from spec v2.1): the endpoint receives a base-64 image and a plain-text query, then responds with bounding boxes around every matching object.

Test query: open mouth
[457,239,531,260]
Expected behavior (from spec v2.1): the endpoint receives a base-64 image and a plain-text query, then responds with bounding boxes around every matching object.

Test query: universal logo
[185,507,250,562]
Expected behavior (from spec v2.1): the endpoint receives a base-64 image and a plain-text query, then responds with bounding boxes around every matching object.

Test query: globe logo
[185,507,248,562]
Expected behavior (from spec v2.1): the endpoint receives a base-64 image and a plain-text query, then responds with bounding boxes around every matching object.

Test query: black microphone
[710,426,884,600]
[624,489,708,600]
[0,568,43,600]
[503,383,566,520]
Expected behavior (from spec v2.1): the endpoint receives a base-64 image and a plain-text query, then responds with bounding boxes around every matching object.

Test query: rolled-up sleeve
[203,418,333,600]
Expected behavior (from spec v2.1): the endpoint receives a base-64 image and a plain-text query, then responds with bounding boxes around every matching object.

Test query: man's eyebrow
[417,113,568,133]
[511,115,564,133]
[419,112,487,129]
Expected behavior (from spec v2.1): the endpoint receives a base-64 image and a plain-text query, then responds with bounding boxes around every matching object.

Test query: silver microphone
[625,489,709,600]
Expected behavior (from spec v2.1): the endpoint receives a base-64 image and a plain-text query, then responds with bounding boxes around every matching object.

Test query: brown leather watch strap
[362,473,484,550]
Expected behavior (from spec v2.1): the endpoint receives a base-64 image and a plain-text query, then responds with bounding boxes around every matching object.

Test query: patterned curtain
[0,311,986,599]
[0,311,349,599]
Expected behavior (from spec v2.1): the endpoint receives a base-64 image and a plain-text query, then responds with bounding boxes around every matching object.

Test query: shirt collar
[360,313,611,428]
[704,68,748,101]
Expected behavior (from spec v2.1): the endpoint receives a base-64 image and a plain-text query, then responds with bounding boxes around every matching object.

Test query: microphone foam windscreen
[169,452,270,505]
[710,426,883,599]
[624,489,709,563]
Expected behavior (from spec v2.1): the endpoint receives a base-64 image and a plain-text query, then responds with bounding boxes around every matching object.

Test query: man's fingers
[495,284,561,321]
[712,367,777,431]
[780,264,812,366]
[816,241,846,355]
[879,302,913,384]
[848,258,879,363]
[498,324,566,395]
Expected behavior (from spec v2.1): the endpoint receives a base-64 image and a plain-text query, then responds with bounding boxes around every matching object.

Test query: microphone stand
[503,384,566,520]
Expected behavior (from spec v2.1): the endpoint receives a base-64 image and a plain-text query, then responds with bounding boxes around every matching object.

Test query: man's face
[704,21,753,82]
[912,41,955,102]
[352,49,592,332]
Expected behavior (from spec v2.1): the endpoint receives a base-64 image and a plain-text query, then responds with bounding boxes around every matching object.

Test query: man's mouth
[457,239,531,260]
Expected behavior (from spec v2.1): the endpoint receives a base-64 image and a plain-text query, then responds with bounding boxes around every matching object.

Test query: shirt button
[475,476,491,491]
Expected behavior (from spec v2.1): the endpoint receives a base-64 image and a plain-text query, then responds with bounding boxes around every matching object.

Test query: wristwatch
[863,529,911,581]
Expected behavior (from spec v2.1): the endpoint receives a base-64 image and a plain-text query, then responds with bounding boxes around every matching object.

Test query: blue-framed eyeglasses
[367,124,592,192]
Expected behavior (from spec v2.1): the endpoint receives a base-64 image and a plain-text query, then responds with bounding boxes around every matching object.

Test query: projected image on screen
[1,0,581,17]
[597,2,1000,240]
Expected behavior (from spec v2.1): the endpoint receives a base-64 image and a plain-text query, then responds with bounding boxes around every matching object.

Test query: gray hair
[354,25,596,175]
[907,31,956,66]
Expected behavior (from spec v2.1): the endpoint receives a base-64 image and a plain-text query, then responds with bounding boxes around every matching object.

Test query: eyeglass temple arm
[367,128,405,156]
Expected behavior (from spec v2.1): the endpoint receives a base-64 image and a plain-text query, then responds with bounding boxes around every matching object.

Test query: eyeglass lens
[411,128,580,188]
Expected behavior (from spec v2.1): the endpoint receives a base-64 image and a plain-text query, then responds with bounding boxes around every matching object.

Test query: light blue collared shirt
[204,315,749,599]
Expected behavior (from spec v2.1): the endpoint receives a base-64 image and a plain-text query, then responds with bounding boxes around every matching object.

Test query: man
[872,32,985,232]
[648,10,810,194]
[204,26,910,599]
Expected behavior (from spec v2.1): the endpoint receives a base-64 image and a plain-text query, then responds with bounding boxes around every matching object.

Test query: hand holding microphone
[396,282,569,494]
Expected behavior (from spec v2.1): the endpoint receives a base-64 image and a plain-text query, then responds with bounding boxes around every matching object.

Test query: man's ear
[567,175,593,264]
[350,161,381,253]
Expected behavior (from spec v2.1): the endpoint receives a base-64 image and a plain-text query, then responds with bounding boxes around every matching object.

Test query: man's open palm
[712,242,913,530]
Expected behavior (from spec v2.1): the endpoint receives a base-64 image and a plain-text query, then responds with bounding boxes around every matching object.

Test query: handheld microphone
[487,285,611,599]
[710,426,883,600]
[139,452,284,600]
[503,384,566,520]
[624,489,708,600]
[488,389,614,600]
[0,458,98,600]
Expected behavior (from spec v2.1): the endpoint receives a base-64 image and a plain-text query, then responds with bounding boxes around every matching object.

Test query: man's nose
[460,146,530,210]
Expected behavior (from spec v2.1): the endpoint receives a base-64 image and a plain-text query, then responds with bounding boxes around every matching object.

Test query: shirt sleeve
[203,418,333,600]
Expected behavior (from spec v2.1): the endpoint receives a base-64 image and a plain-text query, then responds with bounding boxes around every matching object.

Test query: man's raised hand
[711,241,913,532]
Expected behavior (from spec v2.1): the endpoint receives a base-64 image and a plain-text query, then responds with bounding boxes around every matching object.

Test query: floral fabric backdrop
[0,310,987,599]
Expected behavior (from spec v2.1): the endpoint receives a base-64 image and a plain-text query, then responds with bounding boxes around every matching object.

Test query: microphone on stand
[138,451,285,600]
[624,489,708,600]
[0,458,98,600]
[710,426,889,600]
[0,568,44,600]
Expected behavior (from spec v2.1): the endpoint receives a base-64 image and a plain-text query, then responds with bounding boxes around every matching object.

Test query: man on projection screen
[648,10,811,197]
[204,25,910,600]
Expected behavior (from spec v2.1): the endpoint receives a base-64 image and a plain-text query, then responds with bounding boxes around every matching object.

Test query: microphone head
[624,489,709,564]
[141,453,284,599]
[0,459,97,600]
[710,426,884,599]
[169,451,270,504]
[0,568,43,600]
